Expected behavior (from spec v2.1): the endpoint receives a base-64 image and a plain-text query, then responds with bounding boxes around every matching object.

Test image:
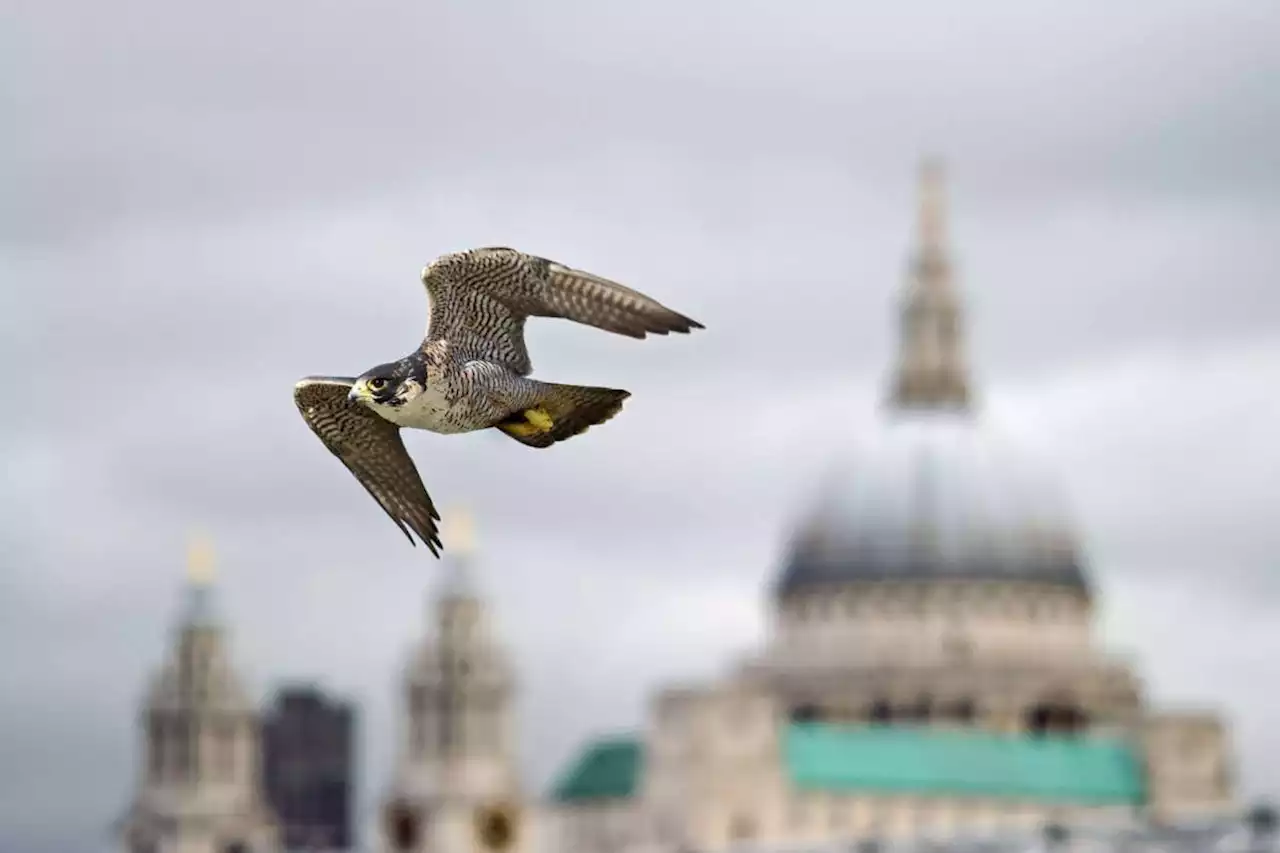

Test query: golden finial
[444,508,476,556]
[186,532,216,585]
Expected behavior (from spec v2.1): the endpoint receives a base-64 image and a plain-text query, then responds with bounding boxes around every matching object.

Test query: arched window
[475,804,517,851]
[790,703,822,724]
[386,802,421,852]
[1027,705,1051,734]
[1026,695,1088,736]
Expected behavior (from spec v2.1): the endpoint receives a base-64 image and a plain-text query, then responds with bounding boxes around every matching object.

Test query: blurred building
[117,537,279,853]
[544,162,1239,852]
[261,685,356,850]
[378,512,532,853]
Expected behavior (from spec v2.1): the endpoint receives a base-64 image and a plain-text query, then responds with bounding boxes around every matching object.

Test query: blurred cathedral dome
[777,409,1085,596]
[775,160,1087,600]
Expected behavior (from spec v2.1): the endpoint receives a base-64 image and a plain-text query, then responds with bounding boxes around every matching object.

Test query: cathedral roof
[551,724,1144,807]
[775,161,1088,598]
[786,723,1143,804]
[551,736,643,803]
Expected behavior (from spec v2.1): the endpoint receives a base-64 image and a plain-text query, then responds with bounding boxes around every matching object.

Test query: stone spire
[438,508,480,602]
[387,507,523,853]
[118,532,278,853]
[888,158,973,412]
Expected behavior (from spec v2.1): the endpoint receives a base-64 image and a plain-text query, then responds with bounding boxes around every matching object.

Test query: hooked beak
[347,382,367,404]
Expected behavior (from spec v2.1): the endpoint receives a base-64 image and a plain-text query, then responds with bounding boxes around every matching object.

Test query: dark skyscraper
[261,684,355,851]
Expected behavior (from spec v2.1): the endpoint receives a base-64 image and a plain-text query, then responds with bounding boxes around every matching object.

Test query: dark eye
[369,377,388,390]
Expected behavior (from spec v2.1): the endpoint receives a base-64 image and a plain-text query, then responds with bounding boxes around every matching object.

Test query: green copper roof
[551,725,1145,805]
[552,736,643,802]
[786,723,1146,804]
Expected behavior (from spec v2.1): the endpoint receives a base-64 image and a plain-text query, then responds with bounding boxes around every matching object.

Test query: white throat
[369,379,459,431]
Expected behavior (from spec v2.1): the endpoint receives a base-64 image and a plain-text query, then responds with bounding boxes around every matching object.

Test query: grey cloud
[10,1,1279,244]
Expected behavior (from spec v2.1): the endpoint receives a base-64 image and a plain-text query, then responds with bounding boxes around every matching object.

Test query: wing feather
[293,377,442,555]
[532,257,704,338]
[421,247,703,375]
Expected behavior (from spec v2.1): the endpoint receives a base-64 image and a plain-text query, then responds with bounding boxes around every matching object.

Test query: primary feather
[293,377,442,553]
[421,247,703,375]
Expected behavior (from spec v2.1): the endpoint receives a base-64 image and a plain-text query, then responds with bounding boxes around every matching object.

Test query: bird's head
[348,360,423,411]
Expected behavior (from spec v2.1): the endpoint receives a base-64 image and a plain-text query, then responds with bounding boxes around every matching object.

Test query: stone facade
[546,576,1236,852]
[1142,712,1236,824]
[753,579,1142,732]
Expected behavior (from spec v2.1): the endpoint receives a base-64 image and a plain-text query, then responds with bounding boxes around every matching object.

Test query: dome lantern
[889,158,972,413]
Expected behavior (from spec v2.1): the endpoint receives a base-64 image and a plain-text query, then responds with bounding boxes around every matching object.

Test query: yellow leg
[524,407,554,431]
[497,407,555,438]
[501,420,540,438]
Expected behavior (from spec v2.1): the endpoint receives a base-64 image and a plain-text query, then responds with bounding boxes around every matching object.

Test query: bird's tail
[493,382,631,449]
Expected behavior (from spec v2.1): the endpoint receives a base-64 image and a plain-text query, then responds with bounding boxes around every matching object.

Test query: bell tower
[117,534,278,853]
[381,510,525,853]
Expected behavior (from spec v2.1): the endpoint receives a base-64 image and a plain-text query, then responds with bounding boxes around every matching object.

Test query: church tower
[118,535,278,853]
[381,511,525,853]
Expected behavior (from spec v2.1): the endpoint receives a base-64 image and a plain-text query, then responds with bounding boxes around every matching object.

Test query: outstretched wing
[421,247,703,375]
[293,376,442,554]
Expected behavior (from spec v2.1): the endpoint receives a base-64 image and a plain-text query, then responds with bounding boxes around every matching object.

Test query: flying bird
[293,247,704,555]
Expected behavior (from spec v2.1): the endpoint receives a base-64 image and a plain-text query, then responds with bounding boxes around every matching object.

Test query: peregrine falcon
[293,247,704,555]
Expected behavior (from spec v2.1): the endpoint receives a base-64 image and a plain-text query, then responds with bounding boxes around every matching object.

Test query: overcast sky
[5,1,1279,851]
